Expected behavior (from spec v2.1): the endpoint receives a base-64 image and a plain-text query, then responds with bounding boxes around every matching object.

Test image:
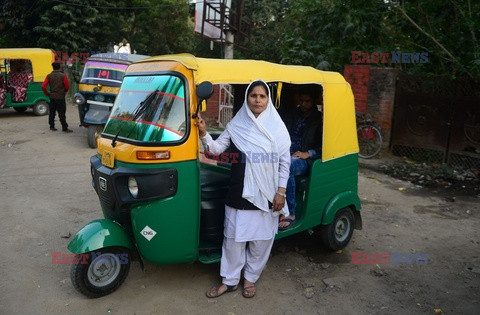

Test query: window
[103,75,187,144]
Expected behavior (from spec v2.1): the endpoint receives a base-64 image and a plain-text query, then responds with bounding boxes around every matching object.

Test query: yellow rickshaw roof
[0,48,55,82]
[134,53,359,161]
[140,53,346,85]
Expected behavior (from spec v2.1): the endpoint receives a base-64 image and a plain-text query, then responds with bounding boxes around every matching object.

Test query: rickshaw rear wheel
[33,101,49,116]
[320,207,355,251]
[13,107,28,113]
[70,247,131,298]
[87,125,104,148]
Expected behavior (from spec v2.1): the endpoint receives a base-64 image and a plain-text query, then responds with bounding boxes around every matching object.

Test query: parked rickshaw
[0,48,53,115]
[68,54,361,297]
[73,53,149,148]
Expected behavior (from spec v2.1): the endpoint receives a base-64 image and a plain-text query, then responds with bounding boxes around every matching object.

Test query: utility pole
[224,31,234,59]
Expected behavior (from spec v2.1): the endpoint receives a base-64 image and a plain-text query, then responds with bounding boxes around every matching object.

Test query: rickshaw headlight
[74,93,85,105]
[128,176,138,198]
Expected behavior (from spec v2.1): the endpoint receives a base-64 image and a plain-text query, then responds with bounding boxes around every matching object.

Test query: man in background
[41,63,72,132]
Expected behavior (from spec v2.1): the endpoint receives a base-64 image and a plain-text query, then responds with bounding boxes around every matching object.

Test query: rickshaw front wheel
[320,207,355,251]
[33,101,49,116]
[70,247,131,298]
[87,125,104,148]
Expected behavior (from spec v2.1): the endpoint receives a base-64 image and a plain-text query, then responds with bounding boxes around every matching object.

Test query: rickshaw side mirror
[196,81,214,100]
[193,81,213,118]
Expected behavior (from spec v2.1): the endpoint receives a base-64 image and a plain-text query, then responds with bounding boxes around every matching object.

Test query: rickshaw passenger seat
[199,168,230,244]
[8,72,32,102]
[295,175,309,193]
[0,76,6,108]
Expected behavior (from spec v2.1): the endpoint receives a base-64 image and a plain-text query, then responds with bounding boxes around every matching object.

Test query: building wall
[366,67,400,148]
[202,85,221,128]
[343,65,370,113]
[344,65,399,149]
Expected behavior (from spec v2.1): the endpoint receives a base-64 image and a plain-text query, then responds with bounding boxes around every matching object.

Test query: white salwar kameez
[200,80,291,287]
[220,205,279,284]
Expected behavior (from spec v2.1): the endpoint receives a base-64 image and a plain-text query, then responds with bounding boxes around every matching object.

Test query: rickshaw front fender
[321,191,362,228]
[84,104,111,125]
[67,219,133,254]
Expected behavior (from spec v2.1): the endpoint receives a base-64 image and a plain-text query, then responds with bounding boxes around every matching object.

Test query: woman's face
[247,85,268,117]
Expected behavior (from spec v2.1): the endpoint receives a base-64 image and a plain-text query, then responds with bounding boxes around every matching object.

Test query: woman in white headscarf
[197,80,291,298]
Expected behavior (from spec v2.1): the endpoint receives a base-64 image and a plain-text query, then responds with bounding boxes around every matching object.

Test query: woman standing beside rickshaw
[198,80,291,298]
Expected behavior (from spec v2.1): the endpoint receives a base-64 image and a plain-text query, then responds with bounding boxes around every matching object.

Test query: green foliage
[126,0,195,55]
[1,0,197,56]
[1,0,478,76]
[277,0,395,70]
[34,0,102,52]
[0,0,47,47]
[262,0,479,76]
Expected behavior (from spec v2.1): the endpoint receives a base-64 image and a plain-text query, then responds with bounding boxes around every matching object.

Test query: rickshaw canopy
[0,48,54,82]
[133,54,359,161]
[88,53,150,65]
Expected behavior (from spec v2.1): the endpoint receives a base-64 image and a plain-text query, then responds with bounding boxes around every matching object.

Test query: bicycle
[356,113,383,159]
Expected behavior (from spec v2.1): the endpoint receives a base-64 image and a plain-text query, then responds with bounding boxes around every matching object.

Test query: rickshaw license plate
[102,150,115,168]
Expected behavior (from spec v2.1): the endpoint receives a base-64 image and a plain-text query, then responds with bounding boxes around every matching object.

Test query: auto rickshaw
[0,48,54,115]
[73,53,149,148]
[68,54,361,297]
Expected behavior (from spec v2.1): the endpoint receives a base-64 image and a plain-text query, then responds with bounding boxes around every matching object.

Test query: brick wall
[201,85,220,128]
[344,65,400,149]
[367,67,400,148]
[343,65,370,113]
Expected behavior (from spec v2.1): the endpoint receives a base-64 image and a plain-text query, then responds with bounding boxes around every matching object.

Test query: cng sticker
[140,226,157,241]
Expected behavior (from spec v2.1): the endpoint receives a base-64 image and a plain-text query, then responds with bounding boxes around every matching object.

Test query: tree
[34,0,105,53]
[125,0,195,55]
[0,0,48,47]
[278,0,395,71]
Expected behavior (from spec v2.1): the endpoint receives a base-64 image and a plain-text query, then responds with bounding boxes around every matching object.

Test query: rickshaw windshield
[80,61,128,87]
[103,75,187,144]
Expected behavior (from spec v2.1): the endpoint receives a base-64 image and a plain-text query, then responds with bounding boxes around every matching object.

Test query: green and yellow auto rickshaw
[73,53,149,148]
[0,48,54,115]
[68,54,361,297]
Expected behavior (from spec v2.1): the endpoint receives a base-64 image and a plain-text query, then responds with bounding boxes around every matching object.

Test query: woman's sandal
[242,285,256,298]
[206,284,238,298]
[279,218,296,231]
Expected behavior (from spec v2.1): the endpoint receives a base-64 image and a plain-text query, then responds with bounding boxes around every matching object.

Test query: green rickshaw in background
[0,48,53,115]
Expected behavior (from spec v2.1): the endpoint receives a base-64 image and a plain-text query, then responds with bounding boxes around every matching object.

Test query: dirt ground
[0,105,479,315]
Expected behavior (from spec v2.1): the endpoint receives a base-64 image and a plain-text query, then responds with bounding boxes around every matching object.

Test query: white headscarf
[226,80,291,216]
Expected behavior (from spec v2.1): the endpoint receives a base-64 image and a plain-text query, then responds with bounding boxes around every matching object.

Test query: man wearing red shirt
[42,63,72,132]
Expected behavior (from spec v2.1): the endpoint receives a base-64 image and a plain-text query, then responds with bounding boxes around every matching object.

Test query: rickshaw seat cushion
[9,72,32,87]
[8,73,32,102]
[0,88,6,108]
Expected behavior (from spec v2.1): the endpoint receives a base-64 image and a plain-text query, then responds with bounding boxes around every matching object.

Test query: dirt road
[0,106,479,314]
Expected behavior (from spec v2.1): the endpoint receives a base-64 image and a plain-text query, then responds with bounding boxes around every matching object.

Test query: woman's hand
[292,151,310,159]
[272,188,286,211]
[195,113,207,137]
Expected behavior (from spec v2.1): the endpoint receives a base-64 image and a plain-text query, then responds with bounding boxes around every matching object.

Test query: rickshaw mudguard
[321,191,361,226]
[83,104,110,124]
[67,219,133,254]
